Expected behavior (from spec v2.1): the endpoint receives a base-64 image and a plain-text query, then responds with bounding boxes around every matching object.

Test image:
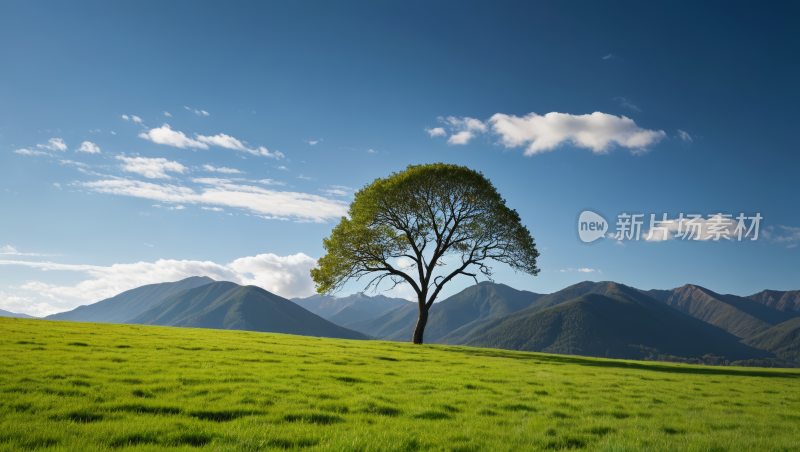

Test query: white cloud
[14,148,52,157]
[425,127,447,138]
[1,252,318,314]
[0,246,61,257]
[257,147,284,159]
[167,205,185,210]
[184,106,210,116]
[132,116,142,124]
[430,112,667,155]
[297,174,315,180]
[489,112,666,155]
[678,130,693,142]
[437,116,487,145]
[367,149,377,154]
[59,159,89,168]
[163,111,172,117]
[138,124,209,149]
[202,207,224,212]
[308,140,319,145]
[257,179,286,186]
[53,183,61,189]
[321,185,354,197]
[202,164,242,174]
[139,124,283,159]
[77,141,101,154]
[0,291,57,317]
[116,156,187,179]
[37,138,68,151]
[79,178,348,223]
[559,268,597,273]
[196,133,250,152]
[277,166,288,171]
[122,115,130,120]
[111,131,116,135]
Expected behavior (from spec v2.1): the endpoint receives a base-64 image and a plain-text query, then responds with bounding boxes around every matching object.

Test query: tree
[311,163,540,344]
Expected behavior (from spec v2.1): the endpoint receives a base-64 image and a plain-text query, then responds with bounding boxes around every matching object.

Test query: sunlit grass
[1,317,799,451]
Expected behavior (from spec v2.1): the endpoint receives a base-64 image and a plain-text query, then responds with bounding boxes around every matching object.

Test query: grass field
[1,317,799,451]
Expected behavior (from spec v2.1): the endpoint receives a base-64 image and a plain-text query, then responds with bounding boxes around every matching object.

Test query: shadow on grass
[442,347,800,379]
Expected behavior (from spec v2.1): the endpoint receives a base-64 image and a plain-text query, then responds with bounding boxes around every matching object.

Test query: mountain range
[43,277,369,340]
[0,308,38,319]
[291,292,411,325]
[32,275,800,366]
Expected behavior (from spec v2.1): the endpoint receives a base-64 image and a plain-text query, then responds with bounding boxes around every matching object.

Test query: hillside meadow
[1,318,799,452]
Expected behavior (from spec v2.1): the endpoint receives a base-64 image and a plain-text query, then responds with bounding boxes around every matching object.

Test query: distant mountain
[291,292,410,323]
[46,276,215,323]
[343,303,419,339]
[746,290,800,313]
[742,317,800,364]
[343,282,544,343]
[127,281,370,340]
[454,282,774,362]
[0,309,37,319]
[640,284,798,338]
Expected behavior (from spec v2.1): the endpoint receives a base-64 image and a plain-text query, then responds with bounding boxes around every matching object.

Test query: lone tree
[311,163,540,344]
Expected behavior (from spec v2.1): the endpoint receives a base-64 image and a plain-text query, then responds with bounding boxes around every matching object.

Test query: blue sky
[1,1,798,316]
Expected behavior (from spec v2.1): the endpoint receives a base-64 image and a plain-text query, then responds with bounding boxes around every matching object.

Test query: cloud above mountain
[0,253,318,315]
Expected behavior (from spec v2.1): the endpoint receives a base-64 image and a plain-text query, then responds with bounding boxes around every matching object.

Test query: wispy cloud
[138,124,284,159]
[297,174,315,180]
[37,138,68,152]
[0,245,61,257]
[367,149,377,154]
[202,207,224,212]
[184,106,210,116]
[59,159,89,168]
[257,179,286,186]
[79,178,348,223]
[614,97,641,113]
[163,111,172,117]
[559,267,598,273]
[116,156,187,179]
[202,164,242,174]
[437,116,487,145]
[14,148,52,157]
[678,130,693,143]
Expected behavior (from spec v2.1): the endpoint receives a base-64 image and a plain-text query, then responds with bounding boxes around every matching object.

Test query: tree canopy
[311,163,540,343]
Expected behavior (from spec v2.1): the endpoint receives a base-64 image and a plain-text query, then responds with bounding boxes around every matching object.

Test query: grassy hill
[127,281,370,340]
[448,283,776,362]
[1,317,798,452]
[743,317,800,364]
[45,276,215,323]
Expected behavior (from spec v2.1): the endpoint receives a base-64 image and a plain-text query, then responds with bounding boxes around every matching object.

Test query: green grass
[1,318,799,451]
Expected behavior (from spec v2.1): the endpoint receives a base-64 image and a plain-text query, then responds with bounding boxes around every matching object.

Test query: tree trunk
[412,303,429,345]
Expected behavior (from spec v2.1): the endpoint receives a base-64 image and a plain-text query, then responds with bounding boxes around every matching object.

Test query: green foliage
[2,317,800,451]
[311,164,540,307]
